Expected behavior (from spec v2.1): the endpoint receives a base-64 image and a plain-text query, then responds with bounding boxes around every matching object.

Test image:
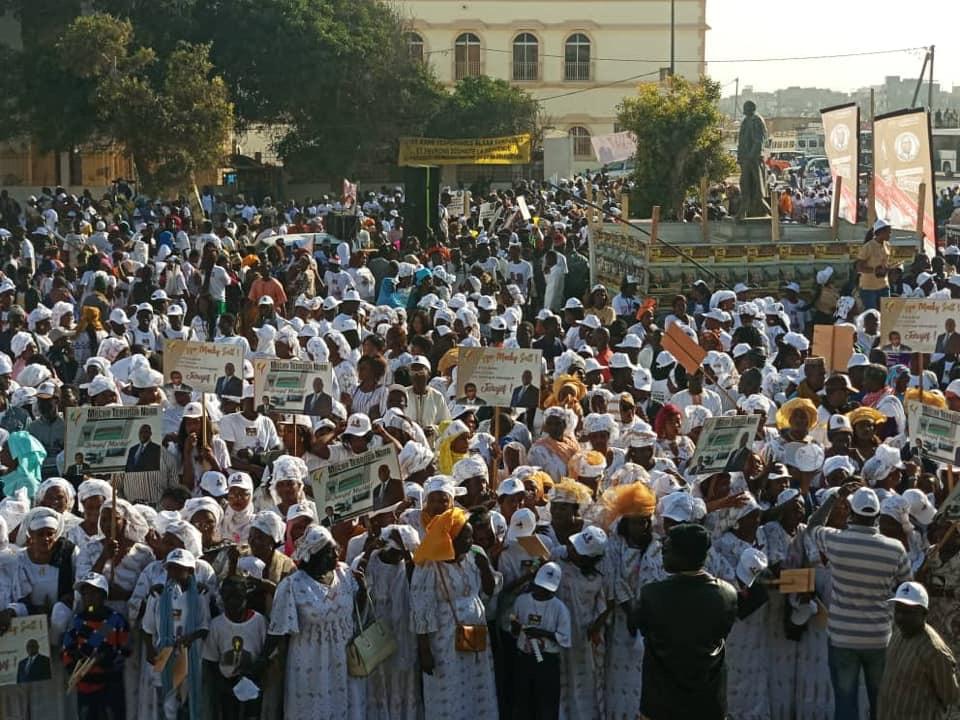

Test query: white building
[400,0,707,172]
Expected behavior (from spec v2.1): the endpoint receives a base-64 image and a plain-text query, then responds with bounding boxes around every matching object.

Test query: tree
[191,0,443,179]
[52,13,233,194]
[617,76,735,218]
[426,76,541,140]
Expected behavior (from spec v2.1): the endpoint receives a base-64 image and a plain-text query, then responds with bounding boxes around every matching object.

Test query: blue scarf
[157,576,203,720]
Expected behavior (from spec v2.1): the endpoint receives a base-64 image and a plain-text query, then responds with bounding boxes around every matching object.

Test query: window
[512,33,539,81]
[569,126,592,159]
[454,33,481,80]
[564,33,591,81]
[406,33,424,63]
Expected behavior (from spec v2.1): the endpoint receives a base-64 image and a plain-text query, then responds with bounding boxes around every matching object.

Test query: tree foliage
[617,76,735,217]
[52,13,233,194]
[426,76,542,140]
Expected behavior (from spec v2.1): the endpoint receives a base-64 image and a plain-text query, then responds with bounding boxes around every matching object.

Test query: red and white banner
[873,108,936,256]
[820,103,859,225]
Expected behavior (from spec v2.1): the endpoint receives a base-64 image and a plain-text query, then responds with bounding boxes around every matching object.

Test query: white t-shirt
[202,611,267,678]
[215,334,252,359]
[506,260,533,292]
[219,412,280,453]
[208,266,231,302]
[193,232,222,253]
[512,592,572,654]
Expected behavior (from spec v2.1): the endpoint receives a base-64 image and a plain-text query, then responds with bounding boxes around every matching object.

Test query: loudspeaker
[402,166,439,243]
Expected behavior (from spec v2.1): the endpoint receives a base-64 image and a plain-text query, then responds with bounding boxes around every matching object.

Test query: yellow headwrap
[775,398,819,431]
[544,374,587,408]
[904,388,947,409]
[438,348,460,376]
[413,507,468,565]
[846,406,887,428]
[603,481,656,528]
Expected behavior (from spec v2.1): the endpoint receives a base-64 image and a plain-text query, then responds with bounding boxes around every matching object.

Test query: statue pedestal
[713,216,774,243]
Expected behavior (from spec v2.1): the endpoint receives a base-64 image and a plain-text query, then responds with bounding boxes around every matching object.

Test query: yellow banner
[398,134,532,166]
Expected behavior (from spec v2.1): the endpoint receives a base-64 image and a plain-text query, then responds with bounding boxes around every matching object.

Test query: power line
[424,44,926,65]
[538,70,662,102]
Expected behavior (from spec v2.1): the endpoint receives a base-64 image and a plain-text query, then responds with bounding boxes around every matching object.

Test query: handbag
[438,564,488,653]
[346,590,397,677]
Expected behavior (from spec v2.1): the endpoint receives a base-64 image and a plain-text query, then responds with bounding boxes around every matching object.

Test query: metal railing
[564,60,591,81]
[454,60,482,80]
[512,60,540,82]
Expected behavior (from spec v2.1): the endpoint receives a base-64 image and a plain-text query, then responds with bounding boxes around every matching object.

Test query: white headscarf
[102,498,150,543]
[37,478,76,514]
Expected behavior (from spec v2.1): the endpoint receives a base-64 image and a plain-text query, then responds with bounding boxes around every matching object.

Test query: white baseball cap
[902,488,937,526]
[74,572,110,594]
[828,414,853,433]
[570,525,607,557]
[343,413,372,436]
[849,487,880,517]
[506,508,537,542]
[609,352,635,370]
[496,477,526,497]
[227,471,254,493]
[873,218,891,233]
[534,562,562,592]
[410,355,431,372]
[847,353,870,369]
[200,471,228,498]
[888,581,928,609]
[736,547,768,587]
[578,315,601,330]
[182,401,204,419]
[165,548,197,569]
[632,367,653,392]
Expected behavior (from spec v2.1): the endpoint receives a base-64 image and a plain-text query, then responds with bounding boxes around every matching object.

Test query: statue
[736,101,770,219]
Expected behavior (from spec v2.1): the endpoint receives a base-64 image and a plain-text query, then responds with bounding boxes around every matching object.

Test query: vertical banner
[873,108,936,256]
[820,103,860,225]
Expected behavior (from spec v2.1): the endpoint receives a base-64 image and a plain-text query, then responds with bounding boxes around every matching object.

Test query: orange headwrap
[904,388,947,409]
[603,481,656,528]
[412,507,468,565]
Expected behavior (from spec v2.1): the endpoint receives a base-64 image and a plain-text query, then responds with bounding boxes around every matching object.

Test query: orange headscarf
[76,306,103,334]
[603,481,656,529]
[412,507,468,565]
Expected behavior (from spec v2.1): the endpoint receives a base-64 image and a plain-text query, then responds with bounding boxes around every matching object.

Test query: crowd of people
[0,176,956,720]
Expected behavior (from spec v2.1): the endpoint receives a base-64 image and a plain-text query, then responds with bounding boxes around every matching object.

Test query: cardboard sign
[456,347,543,408]
[479,202,496,224]
[253,359,334,416]
[906,401,960,467]
[311,446,401,521]
[65,405,163,476]
[880,298,960,353]
[445,190,469,218]
[163,340,246,393]
[688,415,761,476]
[820,103,860,225]
[516,196,532,221]
[661,323,706,375]
[590,130,637,165]
[0,615,51,686]
[811,324,855,372]
[777,568,815,594]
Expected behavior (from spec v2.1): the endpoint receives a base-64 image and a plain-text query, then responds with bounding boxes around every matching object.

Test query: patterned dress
[762,521,805,720]
[268,565,365,719]
[409,554,498,720]
[556,558,606,720]
[602,532,667,720]
[713,529,771,720]
[364,552,421,720]
[923,548,960,720]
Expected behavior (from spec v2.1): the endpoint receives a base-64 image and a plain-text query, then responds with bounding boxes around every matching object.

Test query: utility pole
[928,44,935,111]
[734,77,739,117]
[669,0,675,76]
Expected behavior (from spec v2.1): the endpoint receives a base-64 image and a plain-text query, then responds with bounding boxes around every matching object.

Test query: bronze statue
[736,101,770,219]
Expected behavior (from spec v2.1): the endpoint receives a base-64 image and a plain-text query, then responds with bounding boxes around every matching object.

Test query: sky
[704,0,957,95]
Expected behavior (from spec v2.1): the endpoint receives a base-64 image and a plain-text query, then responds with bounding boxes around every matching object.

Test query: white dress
[364,552,421,720]
[602,533,667,720]
[409,555,498,720]
[556,558,606,720]
[713,530,771,720]
[268,565,365,720]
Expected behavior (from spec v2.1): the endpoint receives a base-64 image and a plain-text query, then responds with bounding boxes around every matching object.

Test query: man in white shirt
[192,219,221,252]
[670,368,723,417]
[506,242,533,300]
[219,386,281,480]
[404,356,449,442]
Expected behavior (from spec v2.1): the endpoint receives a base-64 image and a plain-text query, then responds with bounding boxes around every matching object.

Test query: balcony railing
[564,61,592,82]
[454,60,482,80]
[512,60,540,82]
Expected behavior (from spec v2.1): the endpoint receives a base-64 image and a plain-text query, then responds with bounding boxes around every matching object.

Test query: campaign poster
[590,131,638,165]
[253,359,334,416]
[820,103,860,225]
[879,298,960,354]
[456,347,542,408]
[163,340,246,393]
[311,446,401,521]
[0,615,51,686]
[65,405,163,476]
[873,108,936,256]
[688,415,761,475]
[906,402,960,467]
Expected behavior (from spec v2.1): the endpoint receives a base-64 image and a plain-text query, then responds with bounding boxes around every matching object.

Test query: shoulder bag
[438,562,488,653]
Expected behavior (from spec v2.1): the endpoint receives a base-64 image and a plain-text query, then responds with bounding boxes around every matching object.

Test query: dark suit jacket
[17,654,51,683]
[303,392,333,417]
[928,357,957,389]
[510,384,539,409]
[215,375,243,398]
[125,441,162,472]
[639,400,664,427]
